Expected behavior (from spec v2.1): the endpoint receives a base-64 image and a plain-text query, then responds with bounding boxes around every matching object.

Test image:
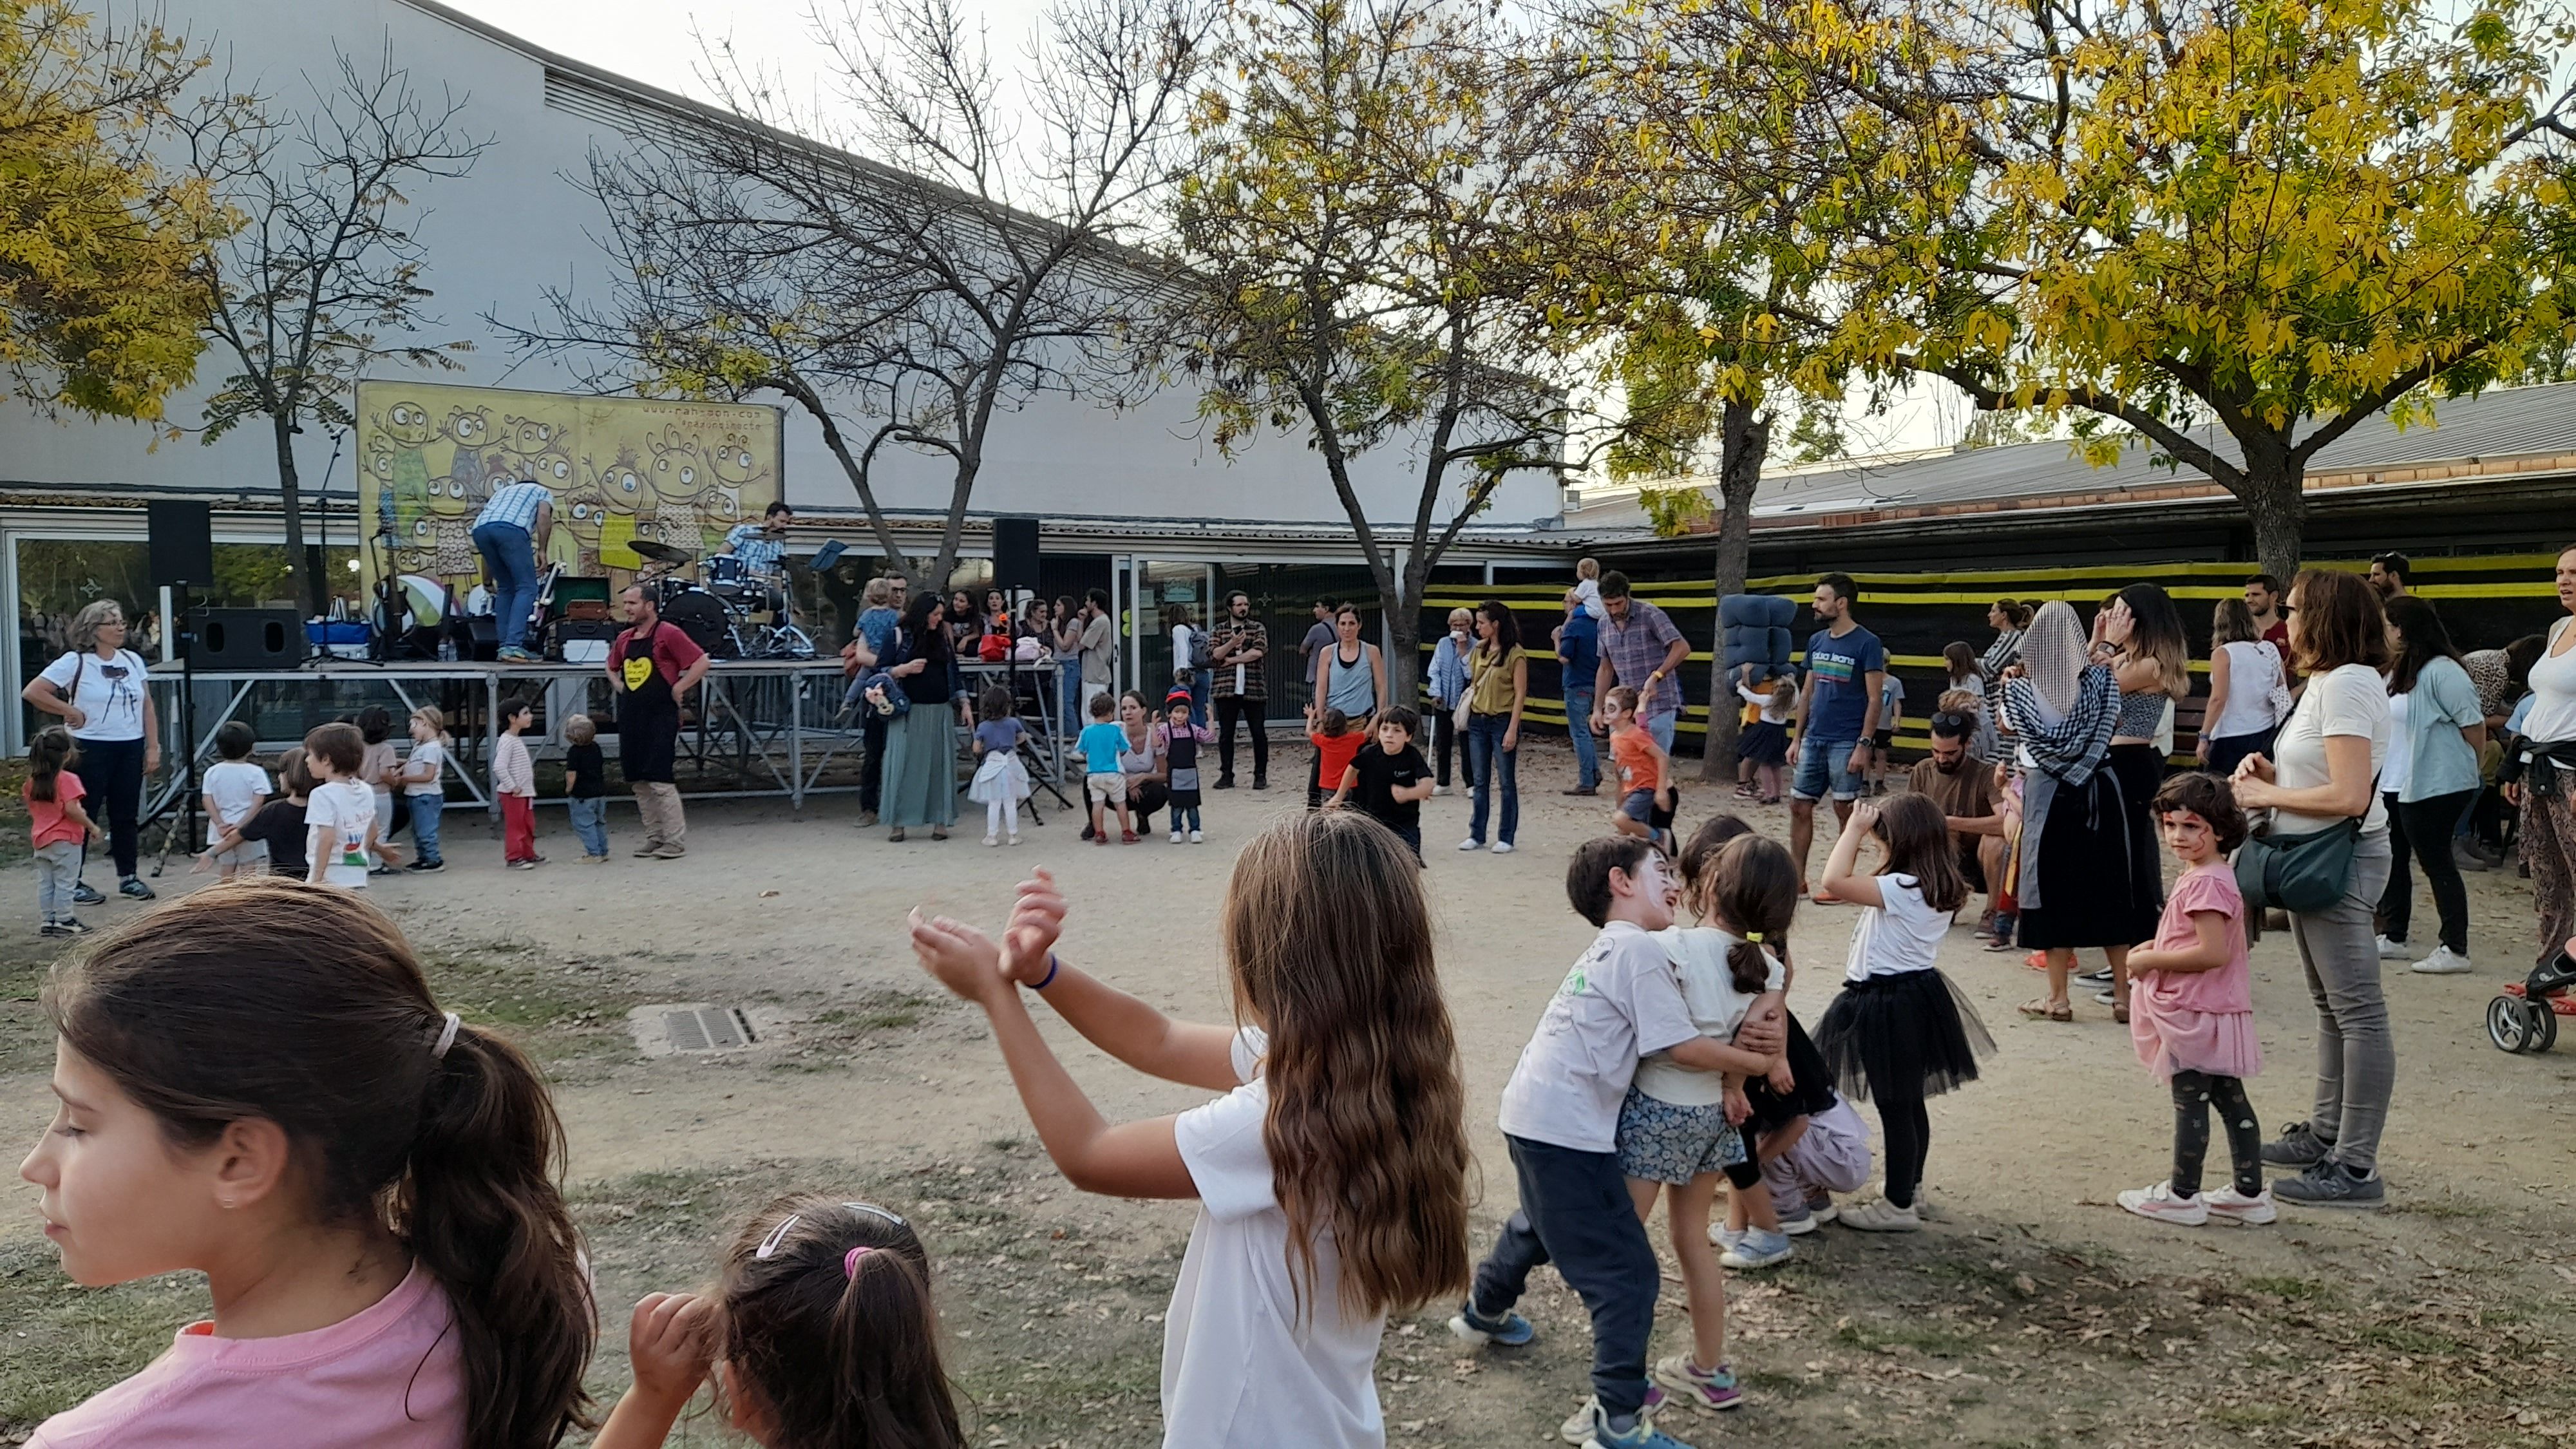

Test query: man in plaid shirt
[1590,571,1691,752]
[472,479,555,663]
[1209,590,1271,789]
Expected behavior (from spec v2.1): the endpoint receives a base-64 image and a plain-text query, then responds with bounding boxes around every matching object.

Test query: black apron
[618,623,679,784]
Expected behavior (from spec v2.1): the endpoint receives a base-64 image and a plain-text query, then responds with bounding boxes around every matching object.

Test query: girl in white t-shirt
[1620,833,1797,1412]
[909,813,1469,1449]
[1812,793,1993,1233]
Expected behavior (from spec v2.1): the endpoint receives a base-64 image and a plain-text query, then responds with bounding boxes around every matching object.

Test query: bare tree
[511,0,1209,589]
[191,45,486,618]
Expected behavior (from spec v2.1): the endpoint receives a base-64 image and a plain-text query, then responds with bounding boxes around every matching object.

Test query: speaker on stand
[994,516,1041,599]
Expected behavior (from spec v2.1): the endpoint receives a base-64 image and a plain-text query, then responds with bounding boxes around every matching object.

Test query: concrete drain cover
[631,1003,761,1057]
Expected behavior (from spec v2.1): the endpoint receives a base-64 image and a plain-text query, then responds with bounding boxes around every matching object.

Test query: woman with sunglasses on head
[21,600,162,903]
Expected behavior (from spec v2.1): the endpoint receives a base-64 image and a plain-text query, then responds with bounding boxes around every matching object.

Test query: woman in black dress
[2009,601,2152,1023]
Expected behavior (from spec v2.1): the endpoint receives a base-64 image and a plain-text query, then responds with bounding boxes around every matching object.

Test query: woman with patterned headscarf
[2006,601,2150,1022]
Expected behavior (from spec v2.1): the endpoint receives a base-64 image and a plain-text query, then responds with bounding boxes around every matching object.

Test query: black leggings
[2382,788,2476,954]
[1432,708,1475,790]
[74,737,146,878]
[1215,696,1267,782]
[1874,1076,1931,1209]
[2170,1069,2262,1198]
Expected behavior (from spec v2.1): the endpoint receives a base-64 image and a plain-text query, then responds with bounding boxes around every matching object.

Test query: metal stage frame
[144,656,1068,819]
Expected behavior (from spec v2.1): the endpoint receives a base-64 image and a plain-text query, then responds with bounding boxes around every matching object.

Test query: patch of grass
[2242,1274,2331,1301]
[1832,1317,1980,1357]
[2356,1323,2473,1358]
[0,1242,209,1432]
[813,990,940,1034]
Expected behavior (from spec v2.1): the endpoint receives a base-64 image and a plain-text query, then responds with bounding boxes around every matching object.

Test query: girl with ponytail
[1612,829,1802,1411]
[596,1194,965,1449]
[20,878,594,1449]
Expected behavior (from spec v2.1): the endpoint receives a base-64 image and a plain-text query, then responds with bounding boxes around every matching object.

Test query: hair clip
[755,1213,800,1260]
[843,1245,873,1280]
[1743,931,1764,944]
[430,1012,462,1061]
[841,1200,908,1227]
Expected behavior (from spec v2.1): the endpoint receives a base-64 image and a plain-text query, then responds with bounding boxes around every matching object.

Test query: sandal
[2018,998,2074,1022]
[888,828,907,842]
[2113,1000,2131,1025]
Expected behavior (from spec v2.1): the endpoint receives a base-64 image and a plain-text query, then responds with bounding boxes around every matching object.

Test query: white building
[4,0,1571,749]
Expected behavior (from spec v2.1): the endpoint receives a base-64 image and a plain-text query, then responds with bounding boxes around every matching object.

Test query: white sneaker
[1189,829,1204,843]
[1838,1197,1922,1232]
[983,833,999,847]
[2409,944,2473,975]
[1459,838,1483,851]
[1007,834,1022,847]
[1432,784,1450,797]
[1719,1229,1793,1268]
[2374,934,2412,961]
[2202,1185,2278,1224]
[1708,1223,1745,1252]
[2116,1180,2209,1227]
[1170,829,1184,843]
[1492,841,1516,855]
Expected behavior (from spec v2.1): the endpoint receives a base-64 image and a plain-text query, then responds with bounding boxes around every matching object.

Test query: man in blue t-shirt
[1790,572,1887,893]
[1553,588,1603,793]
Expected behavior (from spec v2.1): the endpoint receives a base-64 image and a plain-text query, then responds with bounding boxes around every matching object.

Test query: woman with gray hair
[21,599,162,901]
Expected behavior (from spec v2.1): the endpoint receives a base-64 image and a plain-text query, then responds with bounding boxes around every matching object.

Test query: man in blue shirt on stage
[471,479,554,663]
[718,499,795,578]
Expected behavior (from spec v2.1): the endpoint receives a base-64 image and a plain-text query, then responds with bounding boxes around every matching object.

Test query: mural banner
[355,381,784,607]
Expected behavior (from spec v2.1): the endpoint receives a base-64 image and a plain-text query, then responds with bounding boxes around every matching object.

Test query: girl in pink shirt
[19,879,595,1448]
[592,1195,967,1449]
[2116,773,2274,1229]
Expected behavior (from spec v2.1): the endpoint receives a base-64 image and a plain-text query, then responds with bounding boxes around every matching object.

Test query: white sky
[442,0,1960,470]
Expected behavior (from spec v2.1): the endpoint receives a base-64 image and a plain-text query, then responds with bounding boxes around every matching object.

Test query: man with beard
[1908,709,2009,934]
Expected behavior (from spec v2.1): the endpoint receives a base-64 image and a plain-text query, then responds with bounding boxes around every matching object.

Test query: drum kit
[630,538,815,660]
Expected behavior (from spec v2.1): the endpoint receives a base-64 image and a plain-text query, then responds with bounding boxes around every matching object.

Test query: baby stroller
[2486,949,2576,1054]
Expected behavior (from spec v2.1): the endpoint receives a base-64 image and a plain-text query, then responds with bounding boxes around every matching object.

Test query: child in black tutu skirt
[1813,793,1994,1231]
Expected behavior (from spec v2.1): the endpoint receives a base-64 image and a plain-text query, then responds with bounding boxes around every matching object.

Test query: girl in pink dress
[2117,772,2276,1227]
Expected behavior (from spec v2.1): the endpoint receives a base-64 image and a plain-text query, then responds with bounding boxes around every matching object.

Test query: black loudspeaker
[147,500,214,589]
[464,615,500,661]
[994,516,1041,593]
[190,608,302,670]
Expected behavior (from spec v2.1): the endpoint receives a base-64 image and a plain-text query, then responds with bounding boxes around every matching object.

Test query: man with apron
[608,584,710,858]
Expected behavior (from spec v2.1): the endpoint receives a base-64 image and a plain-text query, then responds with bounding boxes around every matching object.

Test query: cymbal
[630,538,698,565]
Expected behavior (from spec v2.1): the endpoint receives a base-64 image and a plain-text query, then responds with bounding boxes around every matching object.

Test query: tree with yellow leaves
[0,0,218,420]
[1773,0,2576,577]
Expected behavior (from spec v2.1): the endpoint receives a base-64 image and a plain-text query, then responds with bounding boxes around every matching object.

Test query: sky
[442,0,1964,473]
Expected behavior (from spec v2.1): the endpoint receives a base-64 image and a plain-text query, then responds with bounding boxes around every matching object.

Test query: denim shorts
[1615,1086,1748,1185]
[1790,735,1866,803]
[1619,788,1657,822]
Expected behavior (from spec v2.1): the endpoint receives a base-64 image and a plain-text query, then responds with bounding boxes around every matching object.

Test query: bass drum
[659,587,736,659]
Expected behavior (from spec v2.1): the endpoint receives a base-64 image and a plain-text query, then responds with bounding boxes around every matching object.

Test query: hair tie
[1743,931,1764,944]
[844,1245,873,1280]
[430,1012,462,1061]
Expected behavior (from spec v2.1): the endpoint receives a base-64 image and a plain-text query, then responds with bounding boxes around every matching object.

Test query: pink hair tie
[843,1245,873,1280]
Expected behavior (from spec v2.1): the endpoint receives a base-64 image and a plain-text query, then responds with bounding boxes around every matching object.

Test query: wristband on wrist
[1033,952,1060,991]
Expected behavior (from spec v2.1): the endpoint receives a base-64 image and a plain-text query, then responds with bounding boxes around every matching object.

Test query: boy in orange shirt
[1605,686,1676,851]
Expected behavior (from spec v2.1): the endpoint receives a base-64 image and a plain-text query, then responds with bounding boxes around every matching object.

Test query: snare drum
[708,555,746,586]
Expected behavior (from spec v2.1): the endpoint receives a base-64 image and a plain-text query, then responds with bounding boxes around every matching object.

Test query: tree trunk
[2237,436,2307,583]
[1383,582,1422,712]
[1698,397,1771,781]
[272,412,316,618]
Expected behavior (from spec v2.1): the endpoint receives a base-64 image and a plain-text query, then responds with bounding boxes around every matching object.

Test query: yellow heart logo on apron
[623,655,654,690]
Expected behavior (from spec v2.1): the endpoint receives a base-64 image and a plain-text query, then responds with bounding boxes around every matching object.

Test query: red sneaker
[1121,830,1140,844]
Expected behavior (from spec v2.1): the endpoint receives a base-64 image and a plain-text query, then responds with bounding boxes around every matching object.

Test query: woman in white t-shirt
[1811,793,1993,1234]
[19,600,162,901]
[909,813,1469,1449]
[1168,603,1211,728]
[2509,543,2576,973]
[2228,569,2392,1209]
[2199,598,2287,775]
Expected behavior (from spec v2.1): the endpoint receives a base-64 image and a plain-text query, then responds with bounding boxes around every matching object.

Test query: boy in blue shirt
[1075,692,1135,844]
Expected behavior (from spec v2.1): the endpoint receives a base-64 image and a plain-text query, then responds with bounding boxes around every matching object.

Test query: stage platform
[142,656,1068,824]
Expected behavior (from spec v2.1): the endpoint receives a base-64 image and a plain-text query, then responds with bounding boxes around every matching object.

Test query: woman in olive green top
[1461,599,1530,853]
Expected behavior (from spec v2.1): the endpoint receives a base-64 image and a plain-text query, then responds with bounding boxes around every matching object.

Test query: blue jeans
[471,521,538,650]
[1191,668,1213,727]
[1466,712,1519,846]
[1645,710,1676,754]
[1060,668,1083,740]
[408,792,444,865]
[1470,1135,1660,1419]
[1791,735,1865,802]
[1564,686,1600,790]
[567,796,609,857]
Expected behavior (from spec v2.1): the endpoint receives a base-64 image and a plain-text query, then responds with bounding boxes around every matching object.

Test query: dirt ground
[1,735,2573,1446]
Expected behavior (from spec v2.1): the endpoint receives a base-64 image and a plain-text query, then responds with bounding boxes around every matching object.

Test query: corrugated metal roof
[1743,380,2576,520]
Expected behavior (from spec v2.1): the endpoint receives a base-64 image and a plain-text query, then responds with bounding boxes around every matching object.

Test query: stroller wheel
[2488,994,2551,1054]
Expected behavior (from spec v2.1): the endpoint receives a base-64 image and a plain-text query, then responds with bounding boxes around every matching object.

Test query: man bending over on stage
[473,478,555,664]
